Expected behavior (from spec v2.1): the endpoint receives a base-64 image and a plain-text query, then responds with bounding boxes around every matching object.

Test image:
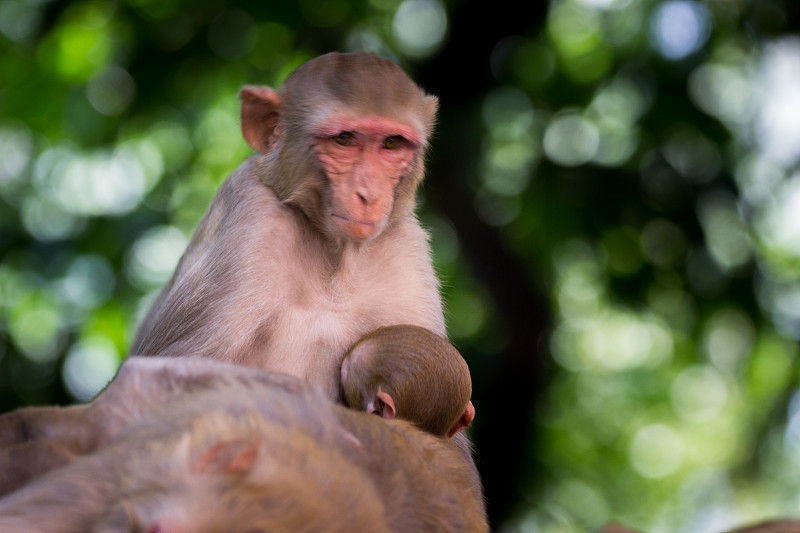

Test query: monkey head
[239,52,438,244]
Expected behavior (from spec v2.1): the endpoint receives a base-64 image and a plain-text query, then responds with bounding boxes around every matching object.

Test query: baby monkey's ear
[367,388,397,420]
[448,401,475,438]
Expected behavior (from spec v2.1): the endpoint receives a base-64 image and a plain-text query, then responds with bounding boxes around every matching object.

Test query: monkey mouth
[332,214,376,227]
[333,214,381,236]
[331,213,386,241]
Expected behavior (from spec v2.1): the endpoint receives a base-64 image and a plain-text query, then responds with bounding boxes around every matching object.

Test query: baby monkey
[341,325,475,438]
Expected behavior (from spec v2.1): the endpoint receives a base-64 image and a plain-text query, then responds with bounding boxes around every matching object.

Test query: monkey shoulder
[360,218,433,279]
[354,218,445,333]
[212,163,287,233]
[167,163,285,280]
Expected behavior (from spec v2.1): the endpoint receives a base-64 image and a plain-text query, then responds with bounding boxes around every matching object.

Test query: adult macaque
[131,51,445,401]
[0,441,75,497]
[341,324,475,437]
[0,357,305,497]
[0,358,488,533]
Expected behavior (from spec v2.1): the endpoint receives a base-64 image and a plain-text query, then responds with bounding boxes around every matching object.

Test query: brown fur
[0,440,75,497]
[341,324,474,437]
[0,358,487,533]
[0,357,303,496]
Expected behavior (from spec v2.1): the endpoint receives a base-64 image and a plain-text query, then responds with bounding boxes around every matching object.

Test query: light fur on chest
[207,210,443,397]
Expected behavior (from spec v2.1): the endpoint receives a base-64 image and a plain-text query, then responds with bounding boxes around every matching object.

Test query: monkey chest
[256,281,408,399]
[261,260,432,360]
[227,220,443,396]
[278,272,409,344]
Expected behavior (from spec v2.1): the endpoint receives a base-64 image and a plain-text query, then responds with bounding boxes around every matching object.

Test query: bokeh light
[548,0,612,84]
[671,365,728,423]
[755,173,800,274]
[649,1,711,60]
[54,255,116,313]
[629,423,685,478]
[0,125,33,192]
[86,66,136,116]
[62,336,120,402]
[392,0,447,58]
[696,191,751,271]
[662,127,722,184]
[0,0,42,42]
[9,292,65,364]
[126,225,188,289]
[640,218,687,269]
[689,59,756,129]
[20,195,87,242]
[756,38,800,167]
[543,111,599,166]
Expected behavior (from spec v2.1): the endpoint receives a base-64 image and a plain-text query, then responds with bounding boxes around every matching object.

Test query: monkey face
[313,115,421,242]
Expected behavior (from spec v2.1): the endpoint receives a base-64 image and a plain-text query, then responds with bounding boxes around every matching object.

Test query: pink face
[313,115,422,242]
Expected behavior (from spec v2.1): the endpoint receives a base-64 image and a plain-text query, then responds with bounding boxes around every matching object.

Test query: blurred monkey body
[0,357,488,533]
[0,345,485,528]
[0,357,304,495]
[131,52,444,400]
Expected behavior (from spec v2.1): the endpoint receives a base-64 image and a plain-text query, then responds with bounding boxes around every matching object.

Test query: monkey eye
[333,131,357,146]
[382,136,406,150]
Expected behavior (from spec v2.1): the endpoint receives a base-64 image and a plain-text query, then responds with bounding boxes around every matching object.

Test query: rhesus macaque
[130,51,445,402]
[0,358,488,533]
[341,324,475,437]
[0,357,304,497]
[0,441,75,497]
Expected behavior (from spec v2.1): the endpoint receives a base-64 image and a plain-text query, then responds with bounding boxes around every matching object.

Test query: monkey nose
[355,189,375,206]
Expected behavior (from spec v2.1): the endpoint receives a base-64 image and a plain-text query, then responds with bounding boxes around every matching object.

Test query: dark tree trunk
[416,1,551,526]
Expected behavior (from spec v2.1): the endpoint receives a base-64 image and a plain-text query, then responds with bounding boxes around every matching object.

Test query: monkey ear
[425,95,439,133]
[192,438,260,476]
[240,86,282,154]
[426,95,439,120]
[447,400,475,438]
[369,389,397,420]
